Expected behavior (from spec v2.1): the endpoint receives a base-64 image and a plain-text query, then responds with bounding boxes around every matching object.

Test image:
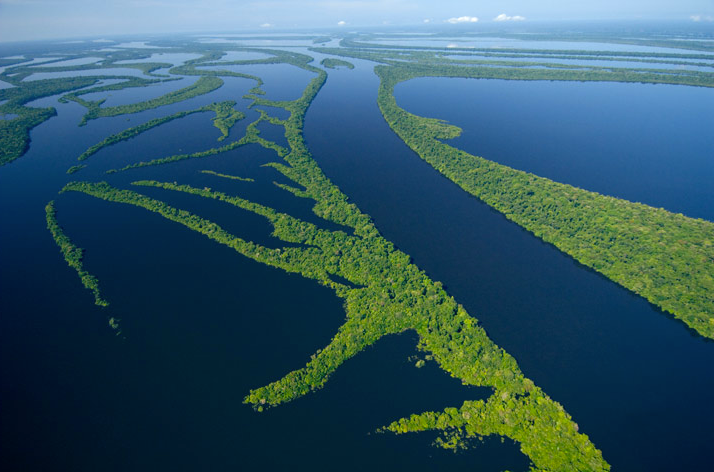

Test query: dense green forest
[321,58,355,69]
[65,76,224,125]
[56,46,611,470]
[1,76,99,165]
[311,42,714,338]
[368,61,714,339]
[45,201,110,310]
[70,101,244,173]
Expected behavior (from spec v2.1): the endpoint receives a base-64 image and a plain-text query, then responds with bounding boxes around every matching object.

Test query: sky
[1,0,713,42]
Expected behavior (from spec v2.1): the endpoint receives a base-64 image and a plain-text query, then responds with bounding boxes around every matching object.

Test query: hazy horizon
[1,0,713,43]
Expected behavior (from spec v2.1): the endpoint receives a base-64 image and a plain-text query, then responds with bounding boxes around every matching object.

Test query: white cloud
[446,16,478,24]
[337,20,346,25]
[423,18,430,23]
[260,23,272,27]
[690,14,714,22]
[494,13,526,22]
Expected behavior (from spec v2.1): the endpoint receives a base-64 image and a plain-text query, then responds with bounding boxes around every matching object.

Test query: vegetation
[66,76,224,125]
[0,76,99,166]
[321,58,354,70]
[60,51,610,470]
[18,35,711,467]
[209,101,245,141]
[72,101,244,172]
[371,62,714,339]
[45,200,109,308]
[200,169,254,182]
[314,47,714,88]
[107,99,286,173]
[66,164,86,174]
[57,76,168,103]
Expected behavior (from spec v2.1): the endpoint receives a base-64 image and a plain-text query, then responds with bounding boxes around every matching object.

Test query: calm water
[304,57,714,471]
[395,78,714,221]
[0,60,506,472]
[1,47,713,472]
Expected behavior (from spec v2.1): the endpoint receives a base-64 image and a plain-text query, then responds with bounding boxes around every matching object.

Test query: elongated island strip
[45,201,109,308]
[65,75,224,125]
[106,83,295,173]
[367,62,714,339]
[320,58,354,69]
[61,51,610,471]
[68,101,244,174]
[338,37,714,59]
[105,108,287,173]
[200,170,254,182]
[314,46,714,88]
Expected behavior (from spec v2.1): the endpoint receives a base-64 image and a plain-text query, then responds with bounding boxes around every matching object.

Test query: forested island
[314,42,714,340]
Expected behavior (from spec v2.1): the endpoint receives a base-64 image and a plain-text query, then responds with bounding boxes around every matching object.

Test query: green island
[200,169,254,182]
[104,106,286,173]
[59,50,610,471]
[65,75,224,125]
[312,45,714,340]
[320,58,355,69]
[70,101,244,172]
[45,200,109,309]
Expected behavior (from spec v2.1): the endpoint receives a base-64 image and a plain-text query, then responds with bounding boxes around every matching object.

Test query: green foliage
[45,201,109,308]
[374,63,714,339]
[0,76,99,166]
[59,76,166,103]
[321,58,355,70]
[75,101,243,168]
[108,102,283,173]
[316,46,714,88]
[72,101,245,174]
[66,164,86,174]
[18,35,709,468]
[67,76,224,125]
[60,51,609,470]
[200,169,254,182]
[208,101,245,141]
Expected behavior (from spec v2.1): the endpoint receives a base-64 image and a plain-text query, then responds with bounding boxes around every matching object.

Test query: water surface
[396,77,714,221]
[305,55,714,472]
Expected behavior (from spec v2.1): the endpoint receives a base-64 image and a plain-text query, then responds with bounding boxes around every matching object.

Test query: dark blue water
[0,62,503,472]
[395,78,714,222]
[2,46,713,472]
[304,57,714,471]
